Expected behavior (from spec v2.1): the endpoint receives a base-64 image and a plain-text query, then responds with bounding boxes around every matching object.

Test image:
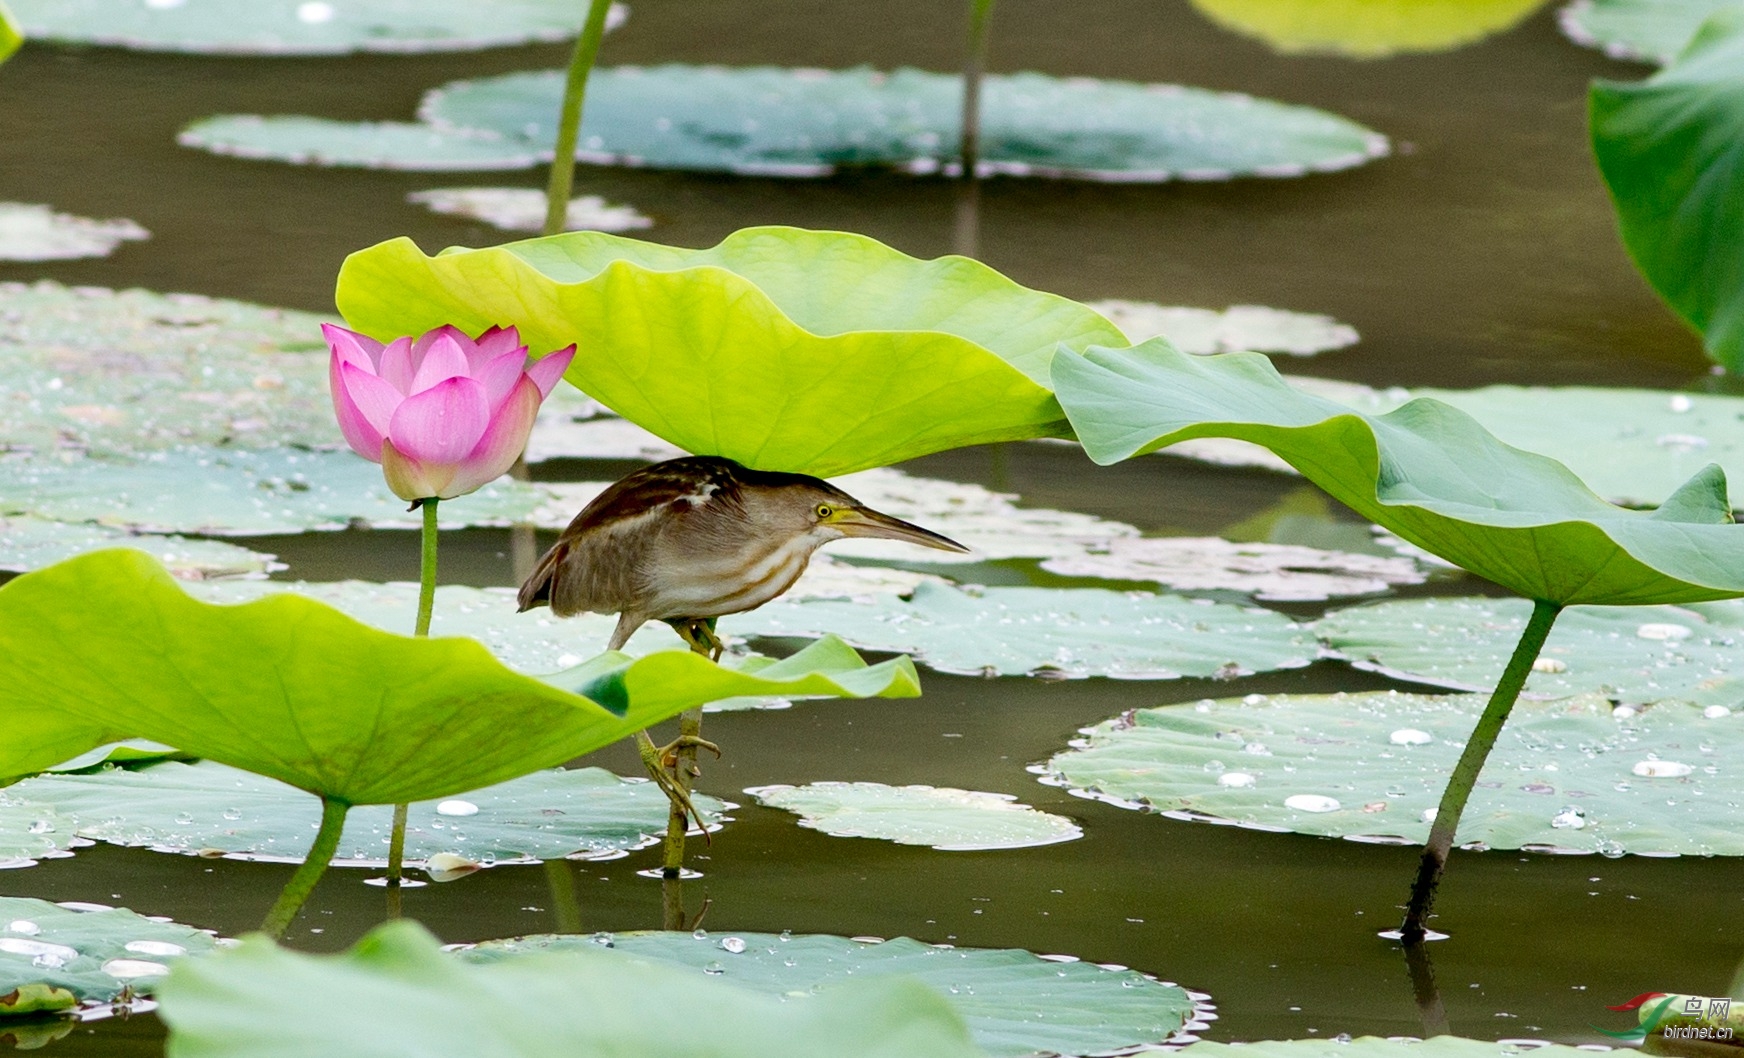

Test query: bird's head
[740,473,970,555]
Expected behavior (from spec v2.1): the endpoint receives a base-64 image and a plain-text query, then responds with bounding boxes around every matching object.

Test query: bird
[518,455,968,832]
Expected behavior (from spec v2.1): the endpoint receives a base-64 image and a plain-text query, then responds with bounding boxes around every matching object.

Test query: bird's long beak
[835,507,970,553]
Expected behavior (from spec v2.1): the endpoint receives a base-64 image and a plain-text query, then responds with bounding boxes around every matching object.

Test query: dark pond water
[1,1,1738,1052]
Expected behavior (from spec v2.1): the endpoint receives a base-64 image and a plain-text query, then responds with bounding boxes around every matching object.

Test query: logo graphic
[1597,993,1736,1043]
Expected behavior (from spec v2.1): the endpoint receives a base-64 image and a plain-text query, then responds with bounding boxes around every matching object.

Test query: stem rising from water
[261,798,348,938]
[386,498,441,896]
[543,0,616,236]
[952,0,996,257]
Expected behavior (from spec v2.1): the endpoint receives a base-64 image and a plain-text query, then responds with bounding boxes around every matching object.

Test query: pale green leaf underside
[0,516,278,579]
[1316,595,1744,706]
[0,447,545,534]
[0,204,147,262]
[747,783,1081,851]
[0,550,918,805]
[0,897,216,1010]
[1052,342,1744,606]
[1591,11,1744,372]
[339,227,1123,477]
[156,921,984,1058]
[408,188,652,233]
[179,117,547,171]
[735,582,1315,679]
[1183,1038,1607,1058]
[9,0,624,54]
[12,760,724,865]
[1560,0,1735,62]
[1188,0,1549,56]
[462,930,1197,1058]
[1046,690,1741,855]
[0,281,335,458]
[1087,300,1359,356]
[1039,536,1428,601]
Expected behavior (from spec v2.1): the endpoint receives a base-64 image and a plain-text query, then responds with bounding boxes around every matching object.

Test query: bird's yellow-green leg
[636,729,711,843]
[649,618,724,876]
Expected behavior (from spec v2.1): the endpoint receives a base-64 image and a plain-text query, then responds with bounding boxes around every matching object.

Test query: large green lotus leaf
[462,931,1199,1058]
[158,921,984,1058]
[338,228,1124,476]
[746,782,1080,851]
[1052,341,1744,606]
[736,582,1314,679]
[1087,300,1359,357]
[0,447,545,534]
[0,897,218,1015]
[1189,0,1548,56]
[1182,1039,1602,1058]
[1045,690,1744,855]
[178,117,547,172]
[1316,595,1744,705]
[11,760,725,865]
[0,1,18,64]
[0,204,147,261]
[0,516,279,579]
[415,65,1388,180]
[1592,12,1744,372]
[0,550,919,805]
[9,0,624,55]
[1039,536,1428,601]
[0,281,336,457]
[1560,0,1736,63]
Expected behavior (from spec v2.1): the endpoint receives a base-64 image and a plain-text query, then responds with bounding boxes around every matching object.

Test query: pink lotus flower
[325,323,576,502]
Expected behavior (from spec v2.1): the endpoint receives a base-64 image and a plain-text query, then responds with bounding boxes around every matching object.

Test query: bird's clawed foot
[656,734,722,775]
[635,731,716,845]
[666,617,725,661]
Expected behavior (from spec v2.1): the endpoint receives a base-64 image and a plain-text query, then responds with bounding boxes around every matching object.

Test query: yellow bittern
[517,455,967,834]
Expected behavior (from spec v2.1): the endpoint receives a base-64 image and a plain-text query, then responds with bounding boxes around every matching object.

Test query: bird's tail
[516,541,567,612]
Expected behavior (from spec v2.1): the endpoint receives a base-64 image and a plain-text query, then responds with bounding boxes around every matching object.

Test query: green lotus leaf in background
[0,801,76,864]
[1087,300,1359,357]
[0,549,920,804]
[8,0,623,55]
[1045,690,1743,855]
[1316,595,1744,705]
[747,782,1081,851]
[0,1,18,65]
[461,931,1200,1058]
[1188,0,1549,57]
[1592,11,1744,372]
[0,204,147,261]
[157,921,986,1058]
[0,897,218,1016]
[0,517,279,579]
[1052,341,1744,606]
[1181,1039,1606,1058]
[737,582,1316,679]
[338,227,1125,476]
[12,760,727,865]
[1559,0,1735,63]
[185,65,1388,180]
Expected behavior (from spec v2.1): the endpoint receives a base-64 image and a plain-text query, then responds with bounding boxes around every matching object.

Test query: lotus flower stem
[543,0,616,237]
[262,797,349,938]
[386,498,442,895]
[1399,598,1562,942]
[953,0,997,257]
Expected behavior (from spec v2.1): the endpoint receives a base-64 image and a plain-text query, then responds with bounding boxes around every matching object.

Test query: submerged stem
[543,0,616,236]
[387,498,441,894]
[261,797,348,938]
[1398,597,1562,942]
[953,0,996,257]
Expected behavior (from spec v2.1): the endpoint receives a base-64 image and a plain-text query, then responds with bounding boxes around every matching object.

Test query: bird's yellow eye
[815,504,834,520]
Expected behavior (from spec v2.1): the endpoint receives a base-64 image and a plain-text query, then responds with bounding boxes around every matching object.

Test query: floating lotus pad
[157,921,985,1058]
[1052,341,1744,606]
[1188,0,1550,56]
[0,897,218,1017]
[747,783,1081,851]
[0,800,76,865]
[1182,1039,1604,1058]
[1316,595,1744,706]
[1087,300,1359,356]
[1592,11,1744,373]
[188,65,1387,180]
[0,204,148,261]
[737,582,1315,680]
[1559,0,1733,62]
[0,550,920,806]
[461,930,1202,1058]
[1040,536,1427,601]
[0,447,547,534]
[9,0,625,54]
[408,188,651,233]
[45,741,185,772]
[338,227,1129,477]
[0,516,279,579]
[11,760,726,865]
[1045,689,1744,855]
[0,281,335,458]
